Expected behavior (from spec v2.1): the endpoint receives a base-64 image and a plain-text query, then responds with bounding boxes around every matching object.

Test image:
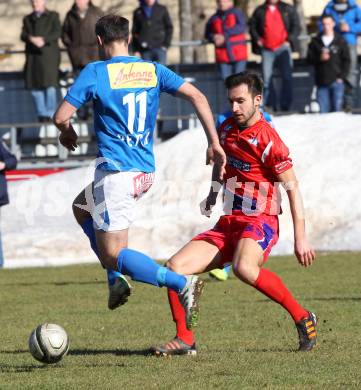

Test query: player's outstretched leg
[116,248,204,329]
[233,238,317,352]
[178,275,204,330]
[150,240,223,356]
[254,268,317,351]
[168,289,195,345]
[151,337,197,357]
[295,312,317,352]
[80,216,131,309]
[150,289,197,356]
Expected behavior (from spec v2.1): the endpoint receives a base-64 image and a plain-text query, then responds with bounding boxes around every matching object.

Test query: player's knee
[233,259,258,285]
[72,188,91,225]
[72,201,80,222]
[166,258,180,273]
[72,200,89,225]
[166,256,186,274]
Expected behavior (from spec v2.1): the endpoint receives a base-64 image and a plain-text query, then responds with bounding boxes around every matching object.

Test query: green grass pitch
[0,252,361,389]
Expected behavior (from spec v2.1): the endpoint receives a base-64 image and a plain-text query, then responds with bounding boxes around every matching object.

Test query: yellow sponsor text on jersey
[107,62,158,89]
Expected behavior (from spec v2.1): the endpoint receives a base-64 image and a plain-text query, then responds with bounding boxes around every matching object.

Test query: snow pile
[2,113,361,268]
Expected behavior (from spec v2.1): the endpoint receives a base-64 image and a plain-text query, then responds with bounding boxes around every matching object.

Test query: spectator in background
[21,0,61,122]
[62,1,103,74]
[0,141,17,268]
[307,15,350,113]
[62,0,103,119]
[250,0,300,112]
[132,0,173,64]
[205,0,248,81]
[322,0,361,112]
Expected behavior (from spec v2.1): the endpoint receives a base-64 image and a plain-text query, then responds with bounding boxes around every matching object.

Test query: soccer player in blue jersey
[53,14,226,329]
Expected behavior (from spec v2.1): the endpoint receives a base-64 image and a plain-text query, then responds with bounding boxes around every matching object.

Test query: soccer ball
[29,323,69,364]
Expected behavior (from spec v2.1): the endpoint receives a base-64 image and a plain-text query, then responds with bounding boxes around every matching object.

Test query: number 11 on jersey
[123,91,147,134]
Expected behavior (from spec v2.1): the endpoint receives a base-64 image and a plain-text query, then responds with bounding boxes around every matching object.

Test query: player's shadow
[0,349,28,354]
[68,348,151,357]
[243,347,295,353]
[309,296,361,302]
[0,361,60,373]
[210,346,293,353]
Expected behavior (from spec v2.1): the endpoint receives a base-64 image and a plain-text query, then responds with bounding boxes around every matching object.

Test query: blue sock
[106,269,120,286]
[80,217,122,286]
[80,217,99,256]
[117,248,186,292]
[224,265,232,275]
[156,266,187,292]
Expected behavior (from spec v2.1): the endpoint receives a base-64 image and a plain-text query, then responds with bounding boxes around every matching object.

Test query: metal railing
[0,114,200,164]
[0,34,313,56]
[1,42,360,165]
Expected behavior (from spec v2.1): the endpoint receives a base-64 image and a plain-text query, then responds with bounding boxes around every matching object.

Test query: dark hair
[95,14,130,45]
[225,71,263,97]
[321,14,335,22]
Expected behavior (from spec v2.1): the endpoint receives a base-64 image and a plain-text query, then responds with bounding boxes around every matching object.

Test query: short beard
[236,104,257,127]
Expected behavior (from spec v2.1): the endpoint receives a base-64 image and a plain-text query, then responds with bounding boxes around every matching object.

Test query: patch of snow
[2,113,360,267]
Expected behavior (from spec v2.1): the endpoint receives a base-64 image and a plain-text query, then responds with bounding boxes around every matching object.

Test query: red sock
[254,268,308,323]
[167,288,195,345]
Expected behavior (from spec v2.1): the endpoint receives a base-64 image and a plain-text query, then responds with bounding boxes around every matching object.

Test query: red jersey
[262,6,288,51]
[218,115,292,216]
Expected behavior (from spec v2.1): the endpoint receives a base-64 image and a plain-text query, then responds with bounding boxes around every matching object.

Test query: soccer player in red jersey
[151,71,317,356]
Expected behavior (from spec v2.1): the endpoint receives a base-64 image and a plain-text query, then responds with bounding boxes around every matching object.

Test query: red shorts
[192,214,279,266]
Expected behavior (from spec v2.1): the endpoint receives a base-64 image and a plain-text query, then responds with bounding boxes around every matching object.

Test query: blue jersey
[322,0,361,45]
[65,56,184,172]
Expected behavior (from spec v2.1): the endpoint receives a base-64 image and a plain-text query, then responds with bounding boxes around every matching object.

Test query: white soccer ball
[29,323,69,364]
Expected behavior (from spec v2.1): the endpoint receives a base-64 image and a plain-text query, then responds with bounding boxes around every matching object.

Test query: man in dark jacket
[0,141,17,267]
[21,0,61,122]
[322,0,361,111]
[205,0,248,80]
[62,0,104,73]
[132,0,173,64]
[308,15,350,113]
[250,0,300,111]
[62,0,103,120]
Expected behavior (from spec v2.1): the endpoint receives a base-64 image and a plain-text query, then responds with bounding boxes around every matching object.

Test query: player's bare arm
[53,100,78,151]
[277,168,316,267]
[175,82,226,180]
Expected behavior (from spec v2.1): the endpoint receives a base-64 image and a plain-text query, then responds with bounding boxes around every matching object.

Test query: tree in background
[191,0,208,63]
[179,0,208,64]
[293,0,308,58]
[179,0,192,63]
